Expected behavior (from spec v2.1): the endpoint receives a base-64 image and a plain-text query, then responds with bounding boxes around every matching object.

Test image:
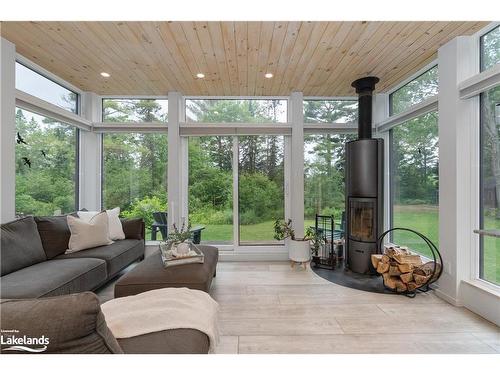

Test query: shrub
[121,195,167,229]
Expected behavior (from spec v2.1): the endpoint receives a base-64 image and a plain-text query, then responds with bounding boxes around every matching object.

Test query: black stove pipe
[351,76,379,139]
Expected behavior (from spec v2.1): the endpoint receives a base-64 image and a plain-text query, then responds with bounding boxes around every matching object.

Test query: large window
[15,62,78,113]
[480,25,500,72]
[102,99,168,122]
[186,99,287,123]
[238,136,284,245]
[102,133,168,240]
[479,85,500,285]
[304,133,356,230]
[390,112,439,257]
[189,136,233,244]
[303,100,357,124]
[389,66,438,116]
[15,108,78,216]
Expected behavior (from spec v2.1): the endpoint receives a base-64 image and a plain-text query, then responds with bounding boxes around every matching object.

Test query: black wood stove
[345,77,384,274]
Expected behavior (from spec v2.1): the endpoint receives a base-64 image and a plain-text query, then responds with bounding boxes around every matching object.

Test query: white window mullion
[232,135,239,249]
[289,92,304,237]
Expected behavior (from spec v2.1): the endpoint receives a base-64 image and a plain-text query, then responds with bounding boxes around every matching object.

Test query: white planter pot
[288,239,311,262]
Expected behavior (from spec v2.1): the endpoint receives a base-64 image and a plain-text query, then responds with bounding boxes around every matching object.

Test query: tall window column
[0,38,16,222]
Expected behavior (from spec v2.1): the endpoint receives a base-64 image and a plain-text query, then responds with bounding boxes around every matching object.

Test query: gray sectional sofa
[1,291,210,354]
[0,215,145,299]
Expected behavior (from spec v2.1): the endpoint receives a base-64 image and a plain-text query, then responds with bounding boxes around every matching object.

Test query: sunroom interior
[0,21,499,354]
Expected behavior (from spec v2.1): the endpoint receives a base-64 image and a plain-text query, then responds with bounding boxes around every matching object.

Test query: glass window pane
[481,26,500,72]
[390,66,438,116]
[303,100,358,124]
[480,85,500,285]
[15,62,78,113]
[238,135,284,245]
[304,133,356,232]
[15,108,77,216]
[189,136,233,244]
[102,133,168,240]
[391,112,439,257]
[186,99,287,123]
[102,99,168,122]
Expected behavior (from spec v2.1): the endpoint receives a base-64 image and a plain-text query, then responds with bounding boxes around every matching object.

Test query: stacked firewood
[371,246,441,293]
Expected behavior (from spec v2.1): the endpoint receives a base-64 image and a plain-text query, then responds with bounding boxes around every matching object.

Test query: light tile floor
[97,259,500,354]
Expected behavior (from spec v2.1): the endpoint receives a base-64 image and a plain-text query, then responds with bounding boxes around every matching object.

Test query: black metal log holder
[376,227,443,298]
[312,214,336,270]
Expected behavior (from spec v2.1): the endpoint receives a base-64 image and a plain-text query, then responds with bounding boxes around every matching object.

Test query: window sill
[462,278,500,298]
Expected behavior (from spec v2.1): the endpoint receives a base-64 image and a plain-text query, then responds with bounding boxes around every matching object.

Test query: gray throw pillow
[1,216,46,276]
[34,216,72,259]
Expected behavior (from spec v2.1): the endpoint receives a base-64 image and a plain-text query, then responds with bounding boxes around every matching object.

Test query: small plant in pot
[273,219,317,268]
[161,221,192,256]
[309,230,325,267]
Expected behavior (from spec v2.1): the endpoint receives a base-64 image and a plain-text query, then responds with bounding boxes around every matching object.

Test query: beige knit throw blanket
[101,287,220,352]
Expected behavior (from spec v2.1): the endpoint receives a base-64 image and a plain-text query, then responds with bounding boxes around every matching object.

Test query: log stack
[371,246,441,293]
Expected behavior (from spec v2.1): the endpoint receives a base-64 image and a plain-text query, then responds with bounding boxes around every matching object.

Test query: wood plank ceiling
[0,21,488,96]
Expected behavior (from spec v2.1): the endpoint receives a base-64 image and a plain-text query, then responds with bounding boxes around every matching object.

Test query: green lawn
[393,205,499,285]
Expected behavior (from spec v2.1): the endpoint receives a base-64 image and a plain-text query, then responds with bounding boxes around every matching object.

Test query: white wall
[0,38,16,223]
[437,35,478,305]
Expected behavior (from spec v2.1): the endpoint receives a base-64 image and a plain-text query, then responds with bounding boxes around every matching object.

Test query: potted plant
[310,230,325,267]
[162,221,192,256]
[273,219,317,267]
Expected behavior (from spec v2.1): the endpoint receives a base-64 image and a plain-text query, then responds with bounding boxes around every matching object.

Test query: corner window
[480,25,500,72]
[15,62,78,113]
[390,112,439,257]
[102,99,168,123]
[479,85,500,285]
[15,108,78,216]
[389,66,438,116]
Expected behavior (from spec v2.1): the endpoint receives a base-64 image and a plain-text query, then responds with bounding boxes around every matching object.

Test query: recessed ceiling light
[264,73,273,79]
[100,72,110,78]
[196,73,205,78]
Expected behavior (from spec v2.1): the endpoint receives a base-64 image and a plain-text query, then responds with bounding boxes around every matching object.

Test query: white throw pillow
[66,211,113,253]
[78,207,125,240]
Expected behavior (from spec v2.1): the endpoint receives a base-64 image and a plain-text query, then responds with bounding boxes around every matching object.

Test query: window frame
[480,24,500,72]
[302,97,358,127]
[184,96,289,125]
[388,111,439,257]
[101,97,169,124]
[13,55,83,217]
[15,60,80,114]
[14,107,80,216]
[388,64,438,116]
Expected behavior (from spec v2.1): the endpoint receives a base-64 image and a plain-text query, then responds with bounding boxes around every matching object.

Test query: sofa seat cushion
[56,239,144,278]
[114,245,218,298]
[34,215,71,259]
[117,329,209,354]
[0,258,107,299]
[1,216,46,276]
[0,292,123,354]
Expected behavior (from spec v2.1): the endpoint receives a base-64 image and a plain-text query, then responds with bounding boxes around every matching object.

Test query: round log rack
[376,227,443,298]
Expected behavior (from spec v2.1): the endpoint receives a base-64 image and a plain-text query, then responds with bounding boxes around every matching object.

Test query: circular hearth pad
[311,261,391,294]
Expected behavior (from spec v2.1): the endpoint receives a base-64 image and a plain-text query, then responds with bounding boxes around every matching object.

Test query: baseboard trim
[219,251,289,262]
[434,288,463,306]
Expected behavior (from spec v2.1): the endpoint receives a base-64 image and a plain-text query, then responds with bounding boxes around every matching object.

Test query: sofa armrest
[120,218,145,241]
[0,292,123,354]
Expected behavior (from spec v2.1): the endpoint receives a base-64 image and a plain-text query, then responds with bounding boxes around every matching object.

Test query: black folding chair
[151,212,168,240]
